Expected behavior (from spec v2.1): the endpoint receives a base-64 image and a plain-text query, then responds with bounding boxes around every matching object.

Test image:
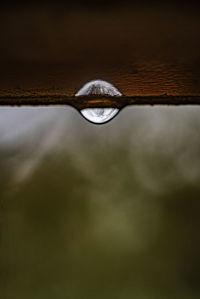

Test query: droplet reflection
[75,80,122,124]
[80,108,119,124]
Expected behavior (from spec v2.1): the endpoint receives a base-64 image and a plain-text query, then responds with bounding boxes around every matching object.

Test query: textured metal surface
[0,3,200,105]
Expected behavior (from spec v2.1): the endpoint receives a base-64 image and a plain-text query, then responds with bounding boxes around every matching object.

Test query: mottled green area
[0,107,200,299]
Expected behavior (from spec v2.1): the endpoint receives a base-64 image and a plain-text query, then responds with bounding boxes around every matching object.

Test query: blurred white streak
[0,106,200,185]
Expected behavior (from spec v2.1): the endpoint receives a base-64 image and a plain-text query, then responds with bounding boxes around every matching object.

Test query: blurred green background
[0,106,200,299]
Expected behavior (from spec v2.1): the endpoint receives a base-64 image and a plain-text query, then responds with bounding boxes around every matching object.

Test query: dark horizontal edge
[0,95,200,110]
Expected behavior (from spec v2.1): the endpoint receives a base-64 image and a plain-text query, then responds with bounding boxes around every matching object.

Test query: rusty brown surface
[0,3,200,105]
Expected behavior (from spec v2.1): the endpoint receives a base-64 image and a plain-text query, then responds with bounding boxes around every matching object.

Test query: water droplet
[80,108,119,124]
[75,80,122,124]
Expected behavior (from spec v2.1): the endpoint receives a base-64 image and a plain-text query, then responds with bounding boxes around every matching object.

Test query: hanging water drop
[75,80,122,124]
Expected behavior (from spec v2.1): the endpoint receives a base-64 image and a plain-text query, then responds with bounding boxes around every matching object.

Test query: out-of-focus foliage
[0,107,200,299]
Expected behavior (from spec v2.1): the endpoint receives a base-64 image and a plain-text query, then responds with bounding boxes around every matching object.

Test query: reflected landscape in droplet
[75,80,122,124]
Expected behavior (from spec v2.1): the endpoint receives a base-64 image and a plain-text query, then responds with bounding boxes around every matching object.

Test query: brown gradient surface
[0,3,200,99]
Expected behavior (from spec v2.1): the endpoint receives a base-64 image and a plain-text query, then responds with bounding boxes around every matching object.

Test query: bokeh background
[1,1,200,299]
[1,106,200,299]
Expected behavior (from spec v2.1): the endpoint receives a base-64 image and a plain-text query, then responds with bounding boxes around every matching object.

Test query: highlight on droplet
[75,80,122,124]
